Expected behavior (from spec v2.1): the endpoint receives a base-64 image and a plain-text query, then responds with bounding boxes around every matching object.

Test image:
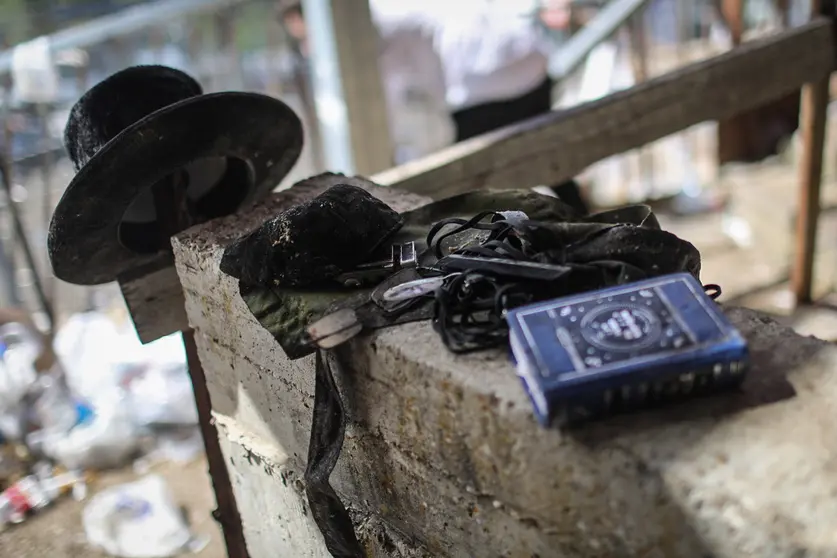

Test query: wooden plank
[118,258,189,344]
[373,18,836,200]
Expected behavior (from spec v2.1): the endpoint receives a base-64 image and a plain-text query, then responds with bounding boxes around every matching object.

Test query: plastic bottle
[0,474,50,524]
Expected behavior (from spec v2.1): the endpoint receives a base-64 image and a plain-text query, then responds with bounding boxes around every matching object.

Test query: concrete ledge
[174,180,837,558]
[216,417,432,558]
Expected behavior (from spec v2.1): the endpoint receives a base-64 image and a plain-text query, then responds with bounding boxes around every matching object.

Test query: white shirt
[370,0,550,162]
[431,1,550,110]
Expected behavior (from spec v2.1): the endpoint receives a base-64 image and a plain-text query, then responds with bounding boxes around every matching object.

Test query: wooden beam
[792,76,829,303]
[374,18,836,200]
[330,0,392,175]
[118,257,189,344]
[304,0,392,176]
[792,0,833,304]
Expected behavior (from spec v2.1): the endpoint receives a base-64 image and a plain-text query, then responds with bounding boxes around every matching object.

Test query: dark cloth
[451,77,555,142]
[305,350,363,557]
[232,181,700,360]
[450,77,588,215]
[220,183,404,288]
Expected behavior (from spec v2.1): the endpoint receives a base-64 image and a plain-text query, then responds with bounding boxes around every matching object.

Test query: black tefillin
[222,180,719,558]
[424,210,723,354]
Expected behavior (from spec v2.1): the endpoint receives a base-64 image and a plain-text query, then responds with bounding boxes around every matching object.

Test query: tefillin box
[506,273,749,426]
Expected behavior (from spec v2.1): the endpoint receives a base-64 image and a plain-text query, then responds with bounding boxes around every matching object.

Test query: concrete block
[215,417,433,557]
[173,177,837,558]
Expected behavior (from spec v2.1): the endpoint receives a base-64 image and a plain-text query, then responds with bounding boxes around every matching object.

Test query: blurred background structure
[0,0,826,325]
[1,0,836,556]
[0,0,327,326]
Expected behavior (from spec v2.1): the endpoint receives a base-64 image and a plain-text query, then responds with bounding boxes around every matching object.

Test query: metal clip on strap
[336,242,417,288]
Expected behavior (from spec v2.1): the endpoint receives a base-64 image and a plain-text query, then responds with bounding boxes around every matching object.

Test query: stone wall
[173,180,837,558]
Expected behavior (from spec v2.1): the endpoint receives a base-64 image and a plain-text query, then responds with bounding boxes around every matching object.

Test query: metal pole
[0,237,20,307]
[301,0,355,174]
[0,0,248,75]
[0,72,20,307]
[0,153,54,328]
[36,102,56,316]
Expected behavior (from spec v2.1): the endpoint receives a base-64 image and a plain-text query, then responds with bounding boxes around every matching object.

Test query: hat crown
[64,65,202,171]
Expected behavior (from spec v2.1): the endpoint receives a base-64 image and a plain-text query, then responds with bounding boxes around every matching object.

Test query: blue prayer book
[506,273,749,426]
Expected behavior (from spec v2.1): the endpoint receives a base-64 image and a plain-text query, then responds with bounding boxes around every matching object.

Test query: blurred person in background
[277,2,312,95]
[278,0,588,214]
[428,1,555,142]
[278,0,453,166]
[278,1,309,59]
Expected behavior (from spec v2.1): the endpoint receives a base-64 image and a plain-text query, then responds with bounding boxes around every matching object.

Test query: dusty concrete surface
[0,458,225,558]
[173,176,837,558]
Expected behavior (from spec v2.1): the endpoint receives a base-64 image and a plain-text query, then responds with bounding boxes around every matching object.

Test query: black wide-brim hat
[48,65,304,285]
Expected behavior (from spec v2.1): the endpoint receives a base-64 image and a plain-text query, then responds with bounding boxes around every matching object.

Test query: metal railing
[0,0,247,74]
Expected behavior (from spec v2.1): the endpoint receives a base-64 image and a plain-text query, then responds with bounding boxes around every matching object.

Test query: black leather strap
[304,350,364,557]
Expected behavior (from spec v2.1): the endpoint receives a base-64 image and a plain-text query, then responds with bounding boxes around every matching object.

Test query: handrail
[0,0,246,75]
[551,0,652,79]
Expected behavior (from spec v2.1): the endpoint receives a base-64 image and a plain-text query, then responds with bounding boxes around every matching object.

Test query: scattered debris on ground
[0,310,222,557]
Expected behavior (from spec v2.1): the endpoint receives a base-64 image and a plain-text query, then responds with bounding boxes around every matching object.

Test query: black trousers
[451,77,588,215]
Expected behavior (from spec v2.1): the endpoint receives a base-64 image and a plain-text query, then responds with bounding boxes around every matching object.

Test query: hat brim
[49,91,303,285]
